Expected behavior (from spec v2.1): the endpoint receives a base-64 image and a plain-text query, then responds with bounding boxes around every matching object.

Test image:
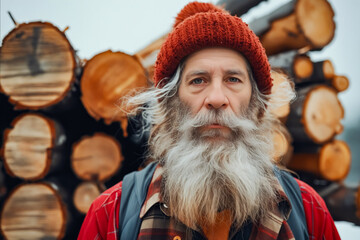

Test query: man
[78,2,340,240]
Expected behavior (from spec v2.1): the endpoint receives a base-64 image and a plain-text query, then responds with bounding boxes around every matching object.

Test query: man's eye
[190,78,204,85]
[227,77,241,83]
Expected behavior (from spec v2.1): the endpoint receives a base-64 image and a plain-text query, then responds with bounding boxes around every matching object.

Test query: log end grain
[2,114,54,180]
[71,133,123,181]
[322,60,335,79]
[272,128,292,163]
[269,71,293,119]
[296,0,335,48]
[0,22,76,110]
[80,51,148,133]
[73,182,101,214]
[0,183,66,240]
[319,140,351,181]
[302,85,344,144]
[332,75,349,92]
[293,55,313,79]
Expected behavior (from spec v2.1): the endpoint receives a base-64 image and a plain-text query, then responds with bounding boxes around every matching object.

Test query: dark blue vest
[118,163,309,240]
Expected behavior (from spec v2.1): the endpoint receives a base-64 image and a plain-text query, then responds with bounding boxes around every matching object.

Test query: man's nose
[204,82,229,109]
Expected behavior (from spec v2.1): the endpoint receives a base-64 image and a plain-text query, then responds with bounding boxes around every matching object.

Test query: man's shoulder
[91,181,123,213]
[294,178,328,210]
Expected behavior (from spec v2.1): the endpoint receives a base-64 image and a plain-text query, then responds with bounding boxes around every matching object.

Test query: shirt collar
[139,164,164,218]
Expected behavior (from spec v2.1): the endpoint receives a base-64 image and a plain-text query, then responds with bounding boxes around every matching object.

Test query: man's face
[178,47,252,140]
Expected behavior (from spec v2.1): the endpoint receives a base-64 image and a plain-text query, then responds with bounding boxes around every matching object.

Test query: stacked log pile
[0,21,147,239]
[0,0,359,239]
[236,0,358,225]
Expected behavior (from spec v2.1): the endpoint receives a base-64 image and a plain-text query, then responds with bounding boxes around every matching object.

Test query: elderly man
[78,2,340,240]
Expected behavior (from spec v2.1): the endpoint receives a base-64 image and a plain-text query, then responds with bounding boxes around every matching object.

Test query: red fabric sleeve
[296,179,341,240]
[78,181,122,240]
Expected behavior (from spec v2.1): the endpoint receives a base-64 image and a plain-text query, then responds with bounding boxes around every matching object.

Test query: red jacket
[78,178,340,240]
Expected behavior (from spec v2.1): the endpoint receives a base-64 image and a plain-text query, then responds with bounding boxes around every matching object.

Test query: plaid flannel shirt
[78,165,340,240]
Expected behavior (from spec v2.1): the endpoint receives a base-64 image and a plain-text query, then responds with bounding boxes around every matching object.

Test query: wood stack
[0,0,358,238]
[235,0,356,225]
[0,21,146,239]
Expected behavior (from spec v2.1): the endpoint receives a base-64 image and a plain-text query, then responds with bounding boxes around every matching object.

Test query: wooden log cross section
[0,182,68,240]
[269,70,294,121]
[0,22,77,110]
[269,51,335,84]
[249,0,335,56]
[286,85,344,144]
[272,126,293,164]
[1,113,66,181]
[288,140,351,181]
[73,181,103,214]
[71,133,123,181]
[80,51,148,136]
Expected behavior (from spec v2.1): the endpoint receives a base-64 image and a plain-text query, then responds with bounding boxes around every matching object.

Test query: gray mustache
[181,109,257,131]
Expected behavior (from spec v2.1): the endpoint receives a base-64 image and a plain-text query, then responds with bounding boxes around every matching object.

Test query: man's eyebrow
[225,69,247,77]
[184,70,210,80]
[185,70,209,77]
[184,69,248,79]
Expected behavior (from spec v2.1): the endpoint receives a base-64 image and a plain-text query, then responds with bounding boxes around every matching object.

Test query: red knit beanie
[154,1,272,94]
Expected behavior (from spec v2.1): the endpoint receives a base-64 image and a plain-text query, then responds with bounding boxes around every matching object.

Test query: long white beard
[150,97,278,231]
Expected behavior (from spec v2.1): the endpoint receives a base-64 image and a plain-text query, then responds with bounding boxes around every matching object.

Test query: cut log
[320,183,360,225]
[272,126,293,164]
[287,140,351,181]
[313,60,335,80]
[0,182,68,240]
[286,85,344,144]
[269,70,293,121]
[217,0,267,16]
[294,59,335,85]
[331,75,349,92]
[135,34,167,82]
[249,0,335,55]
[0,22,77,110]
[269,51,336,85]
[71,133,123,181]
[73,181,103,214]
[269,51,313,80]
[2,113,66,181]
[293,54,313,79]
[80,51,148,136]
